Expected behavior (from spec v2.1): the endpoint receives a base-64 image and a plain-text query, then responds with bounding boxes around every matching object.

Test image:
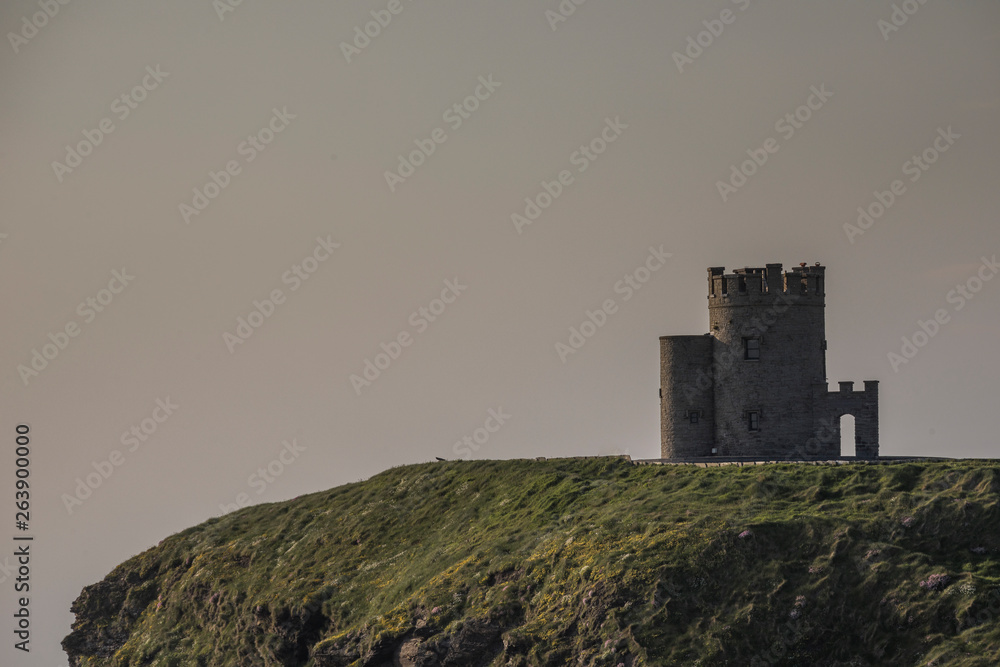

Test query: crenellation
[765,263,783,294]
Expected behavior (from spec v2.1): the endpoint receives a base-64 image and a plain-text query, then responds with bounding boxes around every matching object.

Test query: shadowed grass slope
[63,458,1000,666]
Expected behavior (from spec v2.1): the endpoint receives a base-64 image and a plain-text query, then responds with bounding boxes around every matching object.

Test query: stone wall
[815,380,880,460]
[659,335,714,458]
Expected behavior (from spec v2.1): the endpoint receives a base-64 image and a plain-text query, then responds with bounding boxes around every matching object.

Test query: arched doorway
[840,414,856,458]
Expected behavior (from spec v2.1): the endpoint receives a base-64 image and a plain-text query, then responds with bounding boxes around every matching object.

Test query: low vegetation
[64,458,1000,666]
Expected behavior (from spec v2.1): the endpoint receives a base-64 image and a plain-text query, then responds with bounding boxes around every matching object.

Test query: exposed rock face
[395,637,437,667]
[62,570,158,664]
[309,614,510,667]
[442,618,502,665]
[387,619,503,667]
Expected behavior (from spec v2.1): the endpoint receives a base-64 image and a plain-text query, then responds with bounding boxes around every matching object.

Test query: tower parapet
[708,263,825,303]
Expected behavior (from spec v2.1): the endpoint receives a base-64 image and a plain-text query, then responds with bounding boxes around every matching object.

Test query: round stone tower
[707,263,826,457]
[659,335,715,458]
[659,262,878,461]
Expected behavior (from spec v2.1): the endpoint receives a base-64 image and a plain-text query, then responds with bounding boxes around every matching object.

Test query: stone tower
[659,263,879,460]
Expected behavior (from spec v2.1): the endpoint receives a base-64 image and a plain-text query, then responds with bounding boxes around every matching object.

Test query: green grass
[63,458,1000,666]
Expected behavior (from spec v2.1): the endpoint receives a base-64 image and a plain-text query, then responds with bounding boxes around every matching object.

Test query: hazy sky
[2,1,999,662]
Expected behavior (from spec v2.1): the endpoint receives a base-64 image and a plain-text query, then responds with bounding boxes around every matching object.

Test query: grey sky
[1,1,998,662]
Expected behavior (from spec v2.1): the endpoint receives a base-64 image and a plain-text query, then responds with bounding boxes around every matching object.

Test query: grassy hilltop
[64,458,1000,666]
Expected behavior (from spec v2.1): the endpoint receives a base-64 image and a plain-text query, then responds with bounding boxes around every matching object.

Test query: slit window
[689,411,700,424]
[744,338,761,360]
[748,411,760,431]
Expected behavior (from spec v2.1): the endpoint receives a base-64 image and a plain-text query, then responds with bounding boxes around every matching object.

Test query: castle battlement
[708,263,826,303]
[662,262,879,460]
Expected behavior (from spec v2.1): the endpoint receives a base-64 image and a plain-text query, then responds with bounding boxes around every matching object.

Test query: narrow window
[744,338,761,360]
[689,411,699,425]
[738,276,747,294]
[748,411,760,431]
